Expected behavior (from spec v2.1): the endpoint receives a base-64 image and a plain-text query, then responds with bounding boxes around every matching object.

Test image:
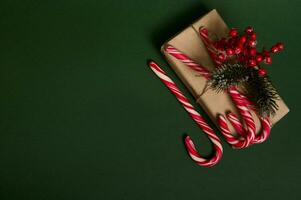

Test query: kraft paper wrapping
[161,9,289,134]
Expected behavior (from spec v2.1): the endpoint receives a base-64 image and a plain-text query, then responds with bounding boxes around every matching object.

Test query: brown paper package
[161,9,289,134]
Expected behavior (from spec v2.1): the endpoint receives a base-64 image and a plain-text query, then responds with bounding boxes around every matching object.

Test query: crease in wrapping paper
[161,9,289,135]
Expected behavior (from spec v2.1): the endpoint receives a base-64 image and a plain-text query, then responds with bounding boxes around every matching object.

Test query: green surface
[0,0,300,199]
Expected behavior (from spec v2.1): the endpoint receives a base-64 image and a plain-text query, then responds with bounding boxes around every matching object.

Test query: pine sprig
[246,72,279,117]
[209,63,251,92]
[209,63,279,117]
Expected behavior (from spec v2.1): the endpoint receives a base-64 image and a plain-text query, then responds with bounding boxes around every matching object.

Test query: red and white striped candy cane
[199,28,222,65]
[226,113,246,136]
[225,92,271,144]
[226,113,271,144]
[165,45,211,79]
[165,45,258,148]
[253,117,271,144]
[227,87,256,147]
[238,92,271,144]
[217,115,247,148]
[149,61,223,167]
[216,100,255,149]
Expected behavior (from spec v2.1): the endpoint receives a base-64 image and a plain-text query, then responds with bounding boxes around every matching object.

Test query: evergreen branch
[245,72,279,117]
[208,63,251,92]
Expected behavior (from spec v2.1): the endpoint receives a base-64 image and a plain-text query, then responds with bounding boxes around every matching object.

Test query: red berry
[234,46,242,54]
[240,56,248,63]
[241,48,248,56]
[239,36,247,44]
[248,40,257,47]
[264,56,272,64]
[249,48,257,56]
[270,46,279,53]
[245,26,254,35]
[256,54,263,62]
[258,68,267,76]
[262,50,270,57]
[229,28,238,37]
[216,38,227,50]
[226,48,234,56]
[228,37,237,46]
[218,53,225,62]
[250,32,257,40]
[248,59,257,67]
[220,37,227,44]
[276,42,284,51]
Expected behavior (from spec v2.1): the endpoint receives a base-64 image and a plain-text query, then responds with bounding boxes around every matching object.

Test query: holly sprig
[207,26,284,117]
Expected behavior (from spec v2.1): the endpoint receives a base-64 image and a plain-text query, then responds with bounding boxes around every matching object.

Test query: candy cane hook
[149,61,223,167]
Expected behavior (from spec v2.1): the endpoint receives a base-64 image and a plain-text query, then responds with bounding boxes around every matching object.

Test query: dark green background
[0,0,300,199]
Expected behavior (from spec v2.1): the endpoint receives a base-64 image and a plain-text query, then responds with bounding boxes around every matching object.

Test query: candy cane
[253,117,271,144]
[165,45,258,148]
[217,115,248,148]
[225,92,271,144]
[226,113,245,136]
[165,45,210,79]
[227,87,256,147]
[149,61,223,167]
[237,92,271,144]
[226,113,271,144]
[199,28,222,65]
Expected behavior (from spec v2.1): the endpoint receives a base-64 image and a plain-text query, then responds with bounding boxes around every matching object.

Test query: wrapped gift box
[161,9,289,134]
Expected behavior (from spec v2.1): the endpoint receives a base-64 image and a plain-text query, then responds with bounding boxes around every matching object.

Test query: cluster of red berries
[213,26,284,76]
